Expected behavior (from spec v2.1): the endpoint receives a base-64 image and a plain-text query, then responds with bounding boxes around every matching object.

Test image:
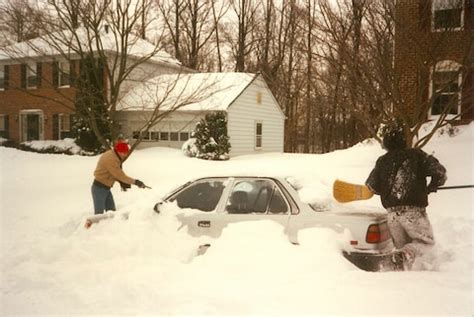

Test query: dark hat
[378,121,407,151]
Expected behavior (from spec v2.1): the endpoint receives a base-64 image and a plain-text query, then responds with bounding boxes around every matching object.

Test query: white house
[116,72,285,156]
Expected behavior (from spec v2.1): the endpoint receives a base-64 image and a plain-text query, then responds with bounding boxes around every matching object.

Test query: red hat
[114,142,129,154]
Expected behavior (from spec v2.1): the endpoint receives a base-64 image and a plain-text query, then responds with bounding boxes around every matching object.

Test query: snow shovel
[333,179,474,203]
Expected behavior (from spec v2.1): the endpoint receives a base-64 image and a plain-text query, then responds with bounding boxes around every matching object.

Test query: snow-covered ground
[1,124,473,316]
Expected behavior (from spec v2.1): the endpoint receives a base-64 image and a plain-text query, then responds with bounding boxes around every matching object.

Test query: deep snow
[1,124,473,316]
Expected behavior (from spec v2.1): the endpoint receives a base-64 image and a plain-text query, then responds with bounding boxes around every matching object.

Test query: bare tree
[316,0,472,151]
[158,0,227,71]
[0,0,45,44]
[226,0,260,72]
[0,0,198,152]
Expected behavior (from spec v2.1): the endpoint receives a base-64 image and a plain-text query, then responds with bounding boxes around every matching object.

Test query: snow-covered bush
[19,138,92,155]
[187,112,231,160]
[0,137,8,145]
[182,137,199,157]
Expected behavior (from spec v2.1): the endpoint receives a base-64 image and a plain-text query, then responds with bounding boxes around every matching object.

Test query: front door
[26,114,40,141]
[20,111,44,142]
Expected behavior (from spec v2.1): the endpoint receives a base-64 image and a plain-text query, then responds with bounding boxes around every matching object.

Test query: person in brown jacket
[92,141,146,214]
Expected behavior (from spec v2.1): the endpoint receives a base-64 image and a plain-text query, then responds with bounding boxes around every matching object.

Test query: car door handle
[198,220,211,228]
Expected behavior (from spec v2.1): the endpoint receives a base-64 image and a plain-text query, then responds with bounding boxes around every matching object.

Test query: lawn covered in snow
[1,124,473,316]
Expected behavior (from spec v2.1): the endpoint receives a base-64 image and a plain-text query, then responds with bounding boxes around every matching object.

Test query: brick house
[394,0,473,123]
[0,29,183,144]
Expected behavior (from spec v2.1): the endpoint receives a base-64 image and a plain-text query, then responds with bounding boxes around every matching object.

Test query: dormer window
[432,0,464,31]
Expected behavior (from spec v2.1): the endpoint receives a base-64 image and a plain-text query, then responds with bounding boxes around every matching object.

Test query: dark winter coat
[366,148,447,209]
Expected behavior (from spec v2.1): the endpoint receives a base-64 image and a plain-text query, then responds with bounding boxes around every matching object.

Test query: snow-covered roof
[118,72,257,112]
[0,27,180,66]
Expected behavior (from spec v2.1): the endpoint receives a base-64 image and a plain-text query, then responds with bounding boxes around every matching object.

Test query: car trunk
[287,210,392,253]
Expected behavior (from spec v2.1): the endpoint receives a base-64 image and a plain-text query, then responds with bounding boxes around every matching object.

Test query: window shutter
[418,0,431,32]
[466,0,473,30]
[462,69,474,119]
[70,60,76,87]
[53,114,59,140]
[21,64,26,89]
[4,65,9,89]
[3,115,9,139]
[52,61,59,87]
[37,62,42,88]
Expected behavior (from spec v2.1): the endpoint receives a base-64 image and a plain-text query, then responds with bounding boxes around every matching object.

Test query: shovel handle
[438,185,474,190]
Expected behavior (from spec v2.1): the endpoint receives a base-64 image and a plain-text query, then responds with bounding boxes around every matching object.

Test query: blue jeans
[91,182,116,214]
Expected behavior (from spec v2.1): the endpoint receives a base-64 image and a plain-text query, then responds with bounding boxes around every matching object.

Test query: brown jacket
[94,150,135,188]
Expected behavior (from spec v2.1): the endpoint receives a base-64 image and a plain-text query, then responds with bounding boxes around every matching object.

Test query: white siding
[115,111,204,149]
[227,77,284,156]
[116,74,285,156]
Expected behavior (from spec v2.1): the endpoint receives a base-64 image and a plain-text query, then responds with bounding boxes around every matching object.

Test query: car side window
[268,189,288,214]
[225,179,288,214]
[173,180,225,212]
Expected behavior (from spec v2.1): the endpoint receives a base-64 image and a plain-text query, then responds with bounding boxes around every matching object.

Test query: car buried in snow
[151,176,396,271]
[86,175,396,271]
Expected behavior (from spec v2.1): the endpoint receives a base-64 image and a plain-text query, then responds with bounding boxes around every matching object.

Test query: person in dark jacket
[366,122,447,269]
[92,141,146,214]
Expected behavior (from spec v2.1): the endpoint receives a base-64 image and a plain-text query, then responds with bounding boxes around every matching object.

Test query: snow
[0,27,180,66]
[1,123,473,316]
[118,72,256,112]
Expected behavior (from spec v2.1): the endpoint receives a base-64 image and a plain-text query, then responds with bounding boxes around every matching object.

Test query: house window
[150,131,160,140]
[0,68,4,90]
[27,63,37,89]
[55,114,73,139]
[160,132,169,141]
[58,61,71,87]
[180,132,190,141]
[59,114,72,138]
[432,0,463,30]
[60,114,70,132]
[256,91,262,104]
[0,114,8,139]
[255,122,263,149]
[431,61,461,116]
[142,131,151,140]
[170,132,179,141]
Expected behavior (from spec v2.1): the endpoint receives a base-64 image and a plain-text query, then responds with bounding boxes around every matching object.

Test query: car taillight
[366,222,390,244]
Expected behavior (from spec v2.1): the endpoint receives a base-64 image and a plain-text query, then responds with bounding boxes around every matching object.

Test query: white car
[152,176,396,271]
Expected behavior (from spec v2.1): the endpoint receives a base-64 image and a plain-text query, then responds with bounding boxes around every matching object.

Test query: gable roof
[117,72,258,112]
[0,27,180,66]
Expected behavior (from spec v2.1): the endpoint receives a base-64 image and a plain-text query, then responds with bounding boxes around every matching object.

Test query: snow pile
[0,123,472,316]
